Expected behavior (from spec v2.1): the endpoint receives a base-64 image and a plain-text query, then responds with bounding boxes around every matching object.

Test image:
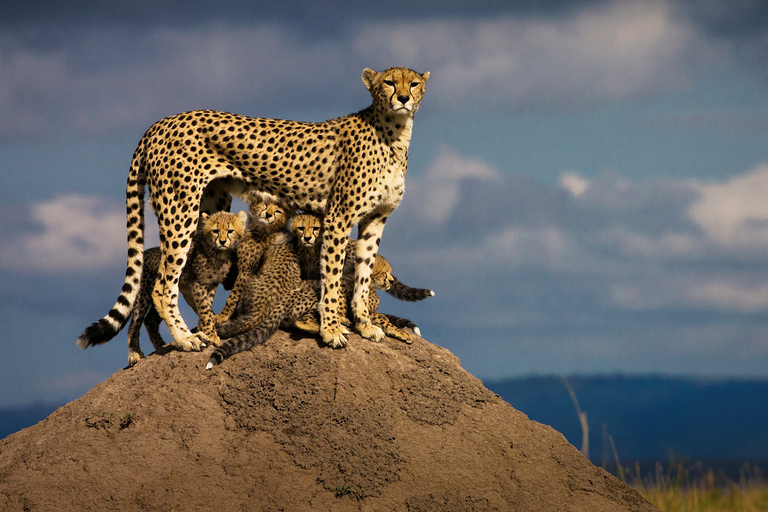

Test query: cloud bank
[0,0,754,138]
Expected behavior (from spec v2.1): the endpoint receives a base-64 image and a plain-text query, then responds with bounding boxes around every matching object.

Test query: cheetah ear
[362,68,377,91]
[421,71,430,83]
[201,212,210,221]
[237,210,247,224]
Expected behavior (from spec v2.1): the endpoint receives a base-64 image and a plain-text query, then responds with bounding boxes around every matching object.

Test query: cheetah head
[370,254,396,290]
[290,213,323,247]
[247,201,290,230]
[362,67,430,116]
[201,210,247,251]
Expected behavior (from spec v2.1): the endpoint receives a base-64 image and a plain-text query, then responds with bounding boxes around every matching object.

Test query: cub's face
[370,255,396,291]
[248,201,290,230]
[290,213,323,247]
[362,67,430,116]
[201,210,247,251]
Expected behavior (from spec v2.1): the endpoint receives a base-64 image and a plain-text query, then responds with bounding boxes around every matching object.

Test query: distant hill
[485,375,768,466]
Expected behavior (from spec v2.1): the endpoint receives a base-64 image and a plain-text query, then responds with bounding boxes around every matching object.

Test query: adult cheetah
[96,67,429,351]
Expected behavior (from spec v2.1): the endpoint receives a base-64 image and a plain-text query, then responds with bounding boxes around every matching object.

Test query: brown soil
[0,330,655,511]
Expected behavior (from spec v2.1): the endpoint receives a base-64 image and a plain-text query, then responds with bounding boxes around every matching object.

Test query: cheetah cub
[215,199,291,325]
[77,210,246,366]
[288,212,433,342]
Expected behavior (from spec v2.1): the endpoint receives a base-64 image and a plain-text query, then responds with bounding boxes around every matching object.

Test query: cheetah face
[370,255,396,290]
[362,67,430,116]
[248,201,289,228]
[290,213,323,247]
[201,210,247,251]
[371,269,396,291]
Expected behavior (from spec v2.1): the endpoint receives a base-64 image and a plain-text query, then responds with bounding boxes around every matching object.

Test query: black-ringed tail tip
[413,327,422,336]
[205,355,221,370]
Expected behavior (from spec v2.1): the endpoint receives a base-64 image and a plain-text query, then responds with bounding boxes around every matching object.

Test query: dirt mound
[0,331,654,511]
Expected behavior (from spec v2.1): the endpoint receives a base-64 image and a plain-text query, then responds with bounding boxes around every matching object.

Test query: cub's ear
[237,210,247,224]
[201,212,210,221]
[421,71,430,83]
[362,68,378,91]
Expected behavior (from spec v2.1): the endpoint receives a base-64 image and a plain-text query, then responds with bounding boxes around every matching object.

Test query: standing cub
[77,210,246,366]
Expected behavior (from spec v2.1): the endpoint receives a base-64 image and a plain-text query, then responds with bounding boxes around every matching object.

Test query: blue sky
[2,0,768,408]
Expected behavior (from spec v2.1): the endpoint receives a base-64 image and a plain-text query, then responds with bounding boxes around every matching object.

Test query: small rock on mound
[0,331,654,511]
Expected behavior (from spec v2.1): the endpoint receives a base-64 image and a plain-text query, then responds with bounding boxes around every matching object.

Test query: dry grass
[560,379,768,511]
[628,461,768,512]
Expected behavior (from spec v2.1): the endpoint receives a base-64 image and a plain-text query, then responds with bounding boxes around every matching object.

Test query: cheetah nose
[397,95,410,104]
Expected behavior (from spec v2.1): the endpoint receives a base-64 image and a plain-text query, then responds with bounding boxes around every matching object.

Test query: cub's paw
[321,324,348,349]
[387,328,415,344]
[215,312,231,325]
[357,323,385,343]
[172,332,209,352]
[294,317,321,334]
[207,333,222,348]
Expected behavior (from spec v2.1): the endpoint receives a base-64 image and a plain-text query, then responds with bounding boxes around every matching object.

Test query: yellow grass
[628,461,768,512]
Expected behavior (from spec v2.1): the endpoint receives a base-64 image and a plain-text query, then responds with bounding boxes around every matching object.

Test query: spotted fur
[112,67,429,352]
[77,210,246,365]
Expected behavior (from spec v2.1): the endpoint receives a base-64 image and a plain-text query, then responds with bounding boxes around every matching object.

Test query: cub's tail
[206,301,287,369]
[386,278,434,302]
[384,314,421,337]
[77,143,147,349]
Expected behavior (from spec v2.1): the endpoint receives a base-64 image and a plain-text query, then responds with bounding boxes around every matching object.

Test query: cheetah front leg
[318,216,354,348]
[192,284,222,347]
[351,211,389,343]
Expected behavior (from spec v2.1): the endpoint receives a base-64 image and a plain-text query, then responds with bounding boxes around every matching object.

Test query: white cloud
[407,147,501,222]
[688,164,768,251]
[560,172,591,197]
[0,194,127,273]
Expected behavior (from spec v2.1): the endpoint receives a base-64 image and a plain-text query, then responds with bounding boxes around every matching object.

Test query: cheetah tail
[206,302,287,370]
[386,278,435,302]
[77,143,147,349]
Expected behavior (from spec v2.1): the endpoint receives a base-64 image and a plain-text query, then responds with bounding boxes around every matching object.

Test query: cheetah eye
[410,82,419,88]
[383,80,395,87]
[212,229,219,235]
[227,229,234,234]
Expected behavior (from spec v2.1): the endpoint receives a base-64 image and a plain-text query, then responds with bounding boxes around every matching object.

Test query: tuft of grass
[335,484,365,501]
[119,412,136,430]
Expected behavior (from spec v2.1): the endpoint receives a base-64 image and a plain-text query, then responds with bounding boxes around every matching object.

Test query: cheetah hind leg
[153,283,209,351]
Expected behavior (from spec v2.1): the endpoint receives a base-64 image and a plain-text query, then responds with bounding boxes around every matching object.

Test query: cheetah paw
[172,331,209,352]
[128,350,144,367]
[357,323,385,343]
[321,325,348,349]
